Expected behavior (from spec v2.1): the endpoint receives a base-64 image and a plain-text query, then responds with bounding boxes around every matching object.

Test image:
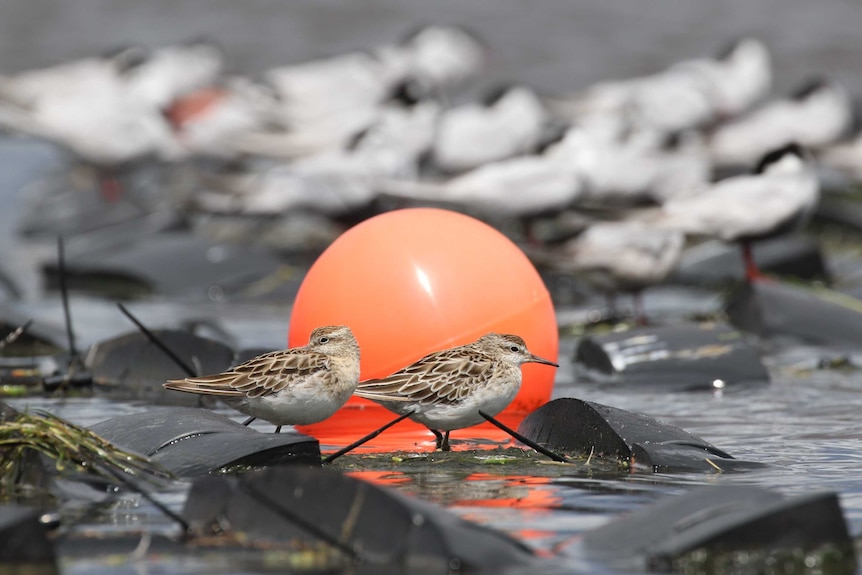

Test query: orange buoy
[290,208,558,450]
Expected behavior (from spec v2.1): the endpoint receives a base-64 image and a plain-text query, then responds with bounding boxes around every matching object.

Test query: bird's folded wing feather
[164,349,330,398]
[354,349,492,405]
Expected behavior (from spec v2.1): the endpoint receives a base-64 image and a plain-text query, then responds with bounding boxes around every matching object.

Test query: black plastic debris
[90,408,320,476]
[670,236,829,286]
[18,162,177,240]
[86,329,235,401]
[517,398,763,472]
[0,305,68,352]
[815,194,862,232]
[573,322,769,390]
[42,232,295,301]
[183,465,538,574]
[0,505,57,572]
[726,280,862,347]
[581,485,856,573]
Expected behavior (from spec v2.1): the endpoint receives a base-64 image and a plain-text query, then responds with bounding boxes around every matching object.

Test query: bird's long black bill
[322,412,412,464]
[478,410,569,463]
[528,354,559,367]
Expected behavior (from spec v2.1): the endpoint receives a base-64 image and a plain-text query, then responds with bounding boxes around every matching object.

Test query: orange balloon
[289,208,558,449]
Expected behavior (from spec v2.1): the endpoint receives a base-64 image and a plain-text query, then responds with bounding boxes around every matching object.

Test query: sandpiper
[354,333,558,451]
[164,325,360,433]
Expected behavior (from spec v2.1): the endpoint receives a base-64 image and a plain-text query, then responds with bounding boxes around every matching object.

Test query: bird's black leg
[242,416,256,426]
[440,431,451,452]
[430,428,444,449]
[274,425,282,434]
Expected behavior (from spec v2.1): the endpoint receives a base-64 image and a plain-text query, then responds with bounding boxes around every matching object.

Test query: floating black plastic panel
[184,465,539,574]
[86,329,236,400]
[90,407,320,476]
[518,398,762,472]
[671,236,828,286]
[726,280,862,347]
[573,321,769,390]
[581,485,855,573]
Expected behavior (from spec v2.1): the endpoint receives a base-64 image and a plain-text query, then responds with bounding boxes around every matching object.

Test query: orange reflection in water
[297,399,532,454]
[349,470,561,510]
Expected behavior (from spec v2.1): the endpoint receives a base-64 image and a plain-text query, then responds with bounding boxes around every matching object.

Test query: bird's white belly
[225,385,350,426]
[410,382,520,432]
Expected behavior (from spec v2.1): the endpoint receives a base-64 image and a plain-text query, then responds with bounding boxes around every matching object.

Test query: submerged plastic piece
[726,280,862,347]
[86,329,235,401]
[517,398,760,472]
[90,408,320,476]
[0,505,57,570]
[290,208,558,447]
[0,305,68,351]
[573,322,769,390]
[43,232,294,300]
[581,485,856,573]
[183,465,538,574]
[670,236,828,286]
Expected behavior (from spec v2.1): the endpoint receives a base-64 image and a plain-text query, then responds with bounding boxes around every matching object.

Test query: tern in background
[264,25,484,155]
[430,84,550,173]
[547,37,771,135]
[708,78,852,168]
[194,93,439,218]
[0,41,224,198]
[377,127,584,226]
[528,220,684,324]
[656,143,819,282]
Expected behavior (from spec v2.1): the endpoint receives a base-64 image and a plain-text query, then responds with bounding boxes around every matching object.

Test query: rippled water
[8,329,862,573]
[3,2,862,572]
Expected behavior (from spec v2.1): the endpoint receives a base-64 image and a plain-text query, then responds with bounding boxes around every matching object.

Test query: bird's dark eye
[319,337,330,344]
[510,346,520,352]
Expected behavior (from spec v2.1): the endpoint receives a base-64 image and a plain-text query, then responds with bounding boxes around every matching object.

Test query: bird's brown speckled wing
[355,346,496,405]
[164,349,330,398]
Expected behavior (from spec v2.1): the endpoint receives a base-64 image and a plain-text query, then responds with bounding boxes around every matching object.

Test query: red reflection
[299,399,535,454]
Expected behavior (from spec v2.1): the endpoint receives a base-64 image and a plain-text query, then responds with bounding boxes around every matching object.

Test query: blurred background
[4,2,862,572]
[2,0,862,93]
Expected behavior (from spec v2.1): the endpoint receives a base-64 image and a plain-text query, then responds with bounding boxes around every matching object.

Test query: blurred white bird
[529,220,685,324]
[378,127,585,219]
[430,84,550,173]
[0,41,225,199]
[708,79,853,168]
[194,98,439,217]
[547,37,771,135]
[564,127,711,206]
[264,25,484,155]
[398,24,486,90]
[671,37,771,119]
[164,77,281,159]
[656,143,819,281]
[122,39,225,110]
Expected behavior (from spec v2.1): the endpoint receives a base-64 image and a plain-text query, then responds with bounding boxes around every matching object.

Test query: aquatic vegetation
[0,408,171,495]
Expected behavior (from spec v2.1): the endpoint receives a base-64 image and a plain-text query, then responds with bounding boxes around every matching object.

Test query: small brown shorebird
[354,333,558,451]
[164,325,360,433]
